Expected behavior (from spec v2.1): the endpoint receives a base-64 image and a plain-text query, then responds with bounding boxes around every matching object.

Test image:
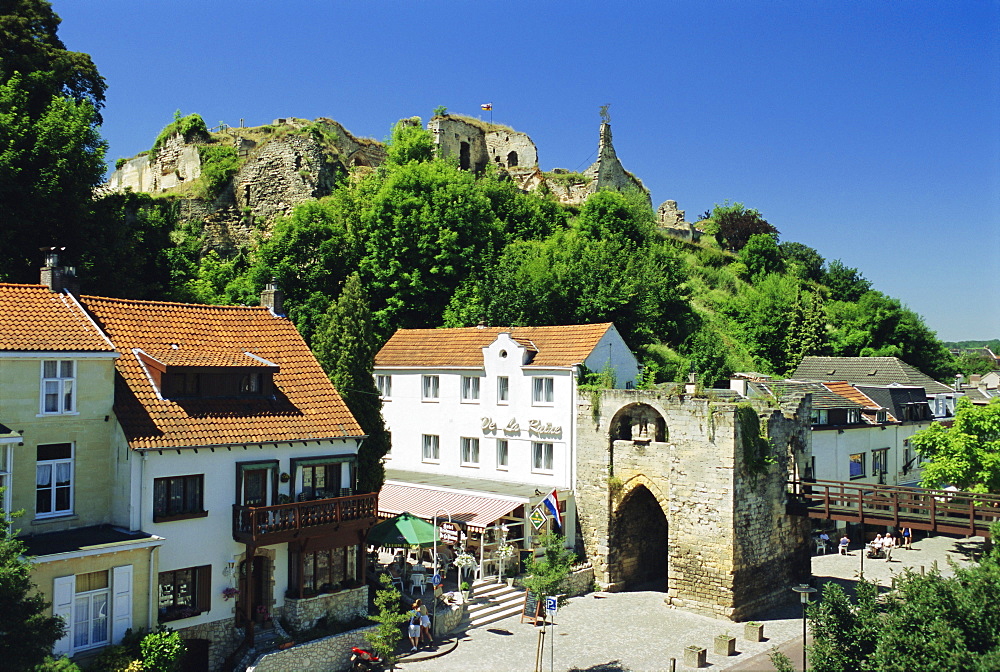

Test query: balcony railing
[233,492,378,545]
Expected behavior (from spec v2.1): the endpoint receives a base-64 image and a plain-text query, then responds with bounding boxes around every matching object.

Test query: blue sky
[52,1,999,342]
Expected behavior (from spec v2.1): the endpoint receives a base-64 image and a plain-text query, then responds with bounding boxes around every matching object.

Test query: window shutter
[52,575,75,655]
[112,565,133,643]
[196,565,212,612]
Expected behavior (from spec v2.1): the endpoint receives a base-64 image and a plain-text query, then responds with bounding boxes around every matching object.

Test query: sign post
[546,597,557,672]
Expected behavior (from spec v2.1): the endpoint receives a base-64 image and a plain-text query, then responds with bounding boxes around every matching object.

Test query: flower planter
[683,645,707,668]
[714,634,736,656]
[506,577,515,588]
[744,622,764,642]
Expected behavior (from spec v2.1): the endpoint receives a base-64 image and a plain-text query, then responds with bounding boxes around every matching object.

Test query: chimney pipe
[260,278,284,316]
[39,247,66,293]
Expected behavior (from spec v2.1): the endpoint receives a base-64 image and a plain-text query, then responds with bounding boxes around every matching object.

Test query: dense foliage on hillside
[77,118,955,385]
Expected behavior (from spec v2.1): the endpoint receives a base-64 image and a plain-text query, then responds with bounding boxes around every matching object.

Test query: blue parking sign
[546,596,557,614]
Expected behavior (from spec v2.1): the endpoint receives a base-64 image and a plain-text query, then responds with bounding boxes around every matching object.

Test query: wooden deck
[787,479,1000,537]
[232,492,378,546]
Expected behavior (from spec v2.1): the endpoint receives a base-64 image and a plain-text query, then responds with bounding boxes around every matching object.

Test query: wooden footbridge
[787,479,1000,537]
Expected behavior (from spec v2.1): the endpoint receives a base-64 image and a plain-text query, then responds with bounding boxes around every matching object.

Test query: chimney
[260,278,284,316]
[39,247,66,293]
[685,372,698,395]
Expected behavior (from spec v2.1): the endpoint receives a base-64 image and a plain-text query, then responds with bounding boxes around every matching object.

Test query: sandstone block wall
[246,625,377,672]
[282,585,368,631]
[429,116,489,172]
[485,130,538,169]
[575,390,811,621]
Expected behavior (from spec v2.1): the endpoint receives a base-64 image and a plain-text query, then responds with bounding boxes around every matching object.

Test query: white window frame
[0,445,11,529]
[497,376,509,404]
[496,439,509,470]
[36,442,74,518]
[421,434,440,462]
[532,377,554,405]
[461,376,481,402]
[72,571,110,651]
[376,374,392,399]
[460,437,480,466]
[421,375,440,401]
[40,360,76,415]
[532,441,554,473]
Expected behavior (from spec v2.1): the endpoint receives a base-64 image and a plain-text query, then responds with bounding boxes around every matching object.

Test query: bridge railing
[788,479,1000,536]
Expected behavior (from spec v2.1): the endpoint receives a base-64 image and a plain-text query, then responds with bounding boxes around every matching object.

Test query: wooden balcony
[233,492,378,546]
[788,479,1000,537]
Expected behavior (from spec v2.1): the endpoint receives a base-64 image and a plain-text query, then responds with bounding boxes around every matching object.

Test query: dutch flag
[542,489,562,531]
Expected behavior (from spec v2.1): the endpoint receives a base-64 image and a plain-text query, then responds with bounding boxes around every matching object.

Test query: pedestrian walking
[414,598,432,645]
[902,527,912,549]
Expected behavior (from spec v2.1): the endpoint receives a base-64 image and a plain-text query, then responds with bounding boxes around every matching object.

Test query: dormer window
[136,349,278,399]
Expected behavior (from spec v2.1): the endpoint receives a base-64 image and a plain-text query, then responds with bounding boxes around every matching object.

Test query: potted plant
[454,548,477,582]
[222,587,240,601]
[460,581,472,602]
[276,636,295,650]
[255,605,270,625]
[744,621,764,642]
[714,632,736,656]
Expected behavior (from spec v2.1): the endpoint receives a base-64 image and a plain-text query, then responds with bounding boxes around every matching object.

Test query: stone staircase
[462,578,526,629]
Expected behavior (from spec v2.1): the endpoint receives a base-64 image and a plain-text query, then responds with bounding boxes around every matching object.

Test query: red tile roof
[0,284,115,352]
[79,295,362,450]
[375,323,615,368]
[822,381,898,422]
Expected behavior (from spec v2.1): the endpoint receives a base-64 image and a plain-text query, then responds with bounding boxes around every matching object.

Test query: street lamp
[791,583,818,672]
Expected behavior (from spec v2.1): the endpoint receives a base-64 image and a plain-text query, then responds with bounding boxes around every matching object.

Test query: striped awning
[378,482,525,531]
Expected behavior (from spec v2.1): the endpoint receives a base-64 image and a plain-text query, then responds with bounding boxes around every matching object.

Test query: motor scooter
[348,646,385,672]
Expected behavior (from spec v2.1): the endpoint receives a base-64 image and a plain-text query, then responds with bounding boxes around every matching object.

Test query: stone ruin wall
[428,116,490,173]
[575,389,811,620]
[485,129,538,169]
[105,133,202,194]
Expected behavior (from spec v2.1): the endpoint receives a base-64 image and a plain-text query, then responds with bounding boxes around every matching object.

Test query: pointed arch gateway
[610,475,669,591]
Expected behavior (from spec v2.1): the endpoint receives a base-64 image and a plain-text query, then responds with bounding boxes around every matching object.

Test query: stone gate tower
[575,390,812,620]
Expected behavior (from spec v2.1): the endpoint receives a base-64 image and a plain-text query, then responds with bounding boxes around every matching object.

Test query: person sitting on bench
[839,534,850,555]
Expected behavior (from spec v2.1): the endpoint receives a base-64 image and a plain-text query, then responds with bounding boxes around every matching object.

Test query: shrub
[140,630,185,672]
[33,657,81,672]
[196,144,240,198]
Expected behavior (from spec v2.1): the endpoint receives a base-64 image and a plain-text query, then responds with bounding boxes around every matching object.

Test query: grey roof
[20,525,158,557]
[792,357,954,395]
[855,385,931,421]
[748,380,863,410]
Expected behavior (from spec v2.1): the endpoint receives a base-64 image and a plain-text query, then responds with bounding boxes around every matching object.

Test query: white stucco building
[374,323,638,562]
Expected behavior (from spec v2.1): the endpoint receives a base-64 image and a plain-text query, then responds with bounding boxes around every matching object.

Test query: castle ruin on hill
[104,112,698,248]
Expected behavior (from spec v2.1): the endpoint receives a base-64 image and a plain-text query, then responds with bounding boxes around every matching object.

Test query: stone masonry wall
[232,134,340,224]
[247,625,377,672]
[485,130,538,169]
[428,116,489,172]
[175,616,240,672]
[575,390,811,621]
[283,585,368,631]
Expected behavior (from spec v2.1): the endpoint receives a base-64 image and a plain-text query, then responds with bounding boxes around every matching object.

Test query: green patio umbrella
[367,511,438,548]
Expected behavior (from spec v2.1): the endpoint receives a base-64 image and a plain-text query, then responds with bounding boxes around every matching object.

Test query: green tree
[0,1,105,116]
[522,532,576,604]
[0,1,108,281]
[911,397,1000,493]
[738,233,785,281]
[312,273,390,493]
[0,502,65,671]
[385,117,434,165]
[353,159,504,338]
[720,273,801,374]
[779,241,825,282]
[704,201,778,252]
[783,288,826,374]
[823,259,872,303]
[576,188,656,249]
[955,352,996,378]
[0,72,106,281]
[365,574,408,665]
